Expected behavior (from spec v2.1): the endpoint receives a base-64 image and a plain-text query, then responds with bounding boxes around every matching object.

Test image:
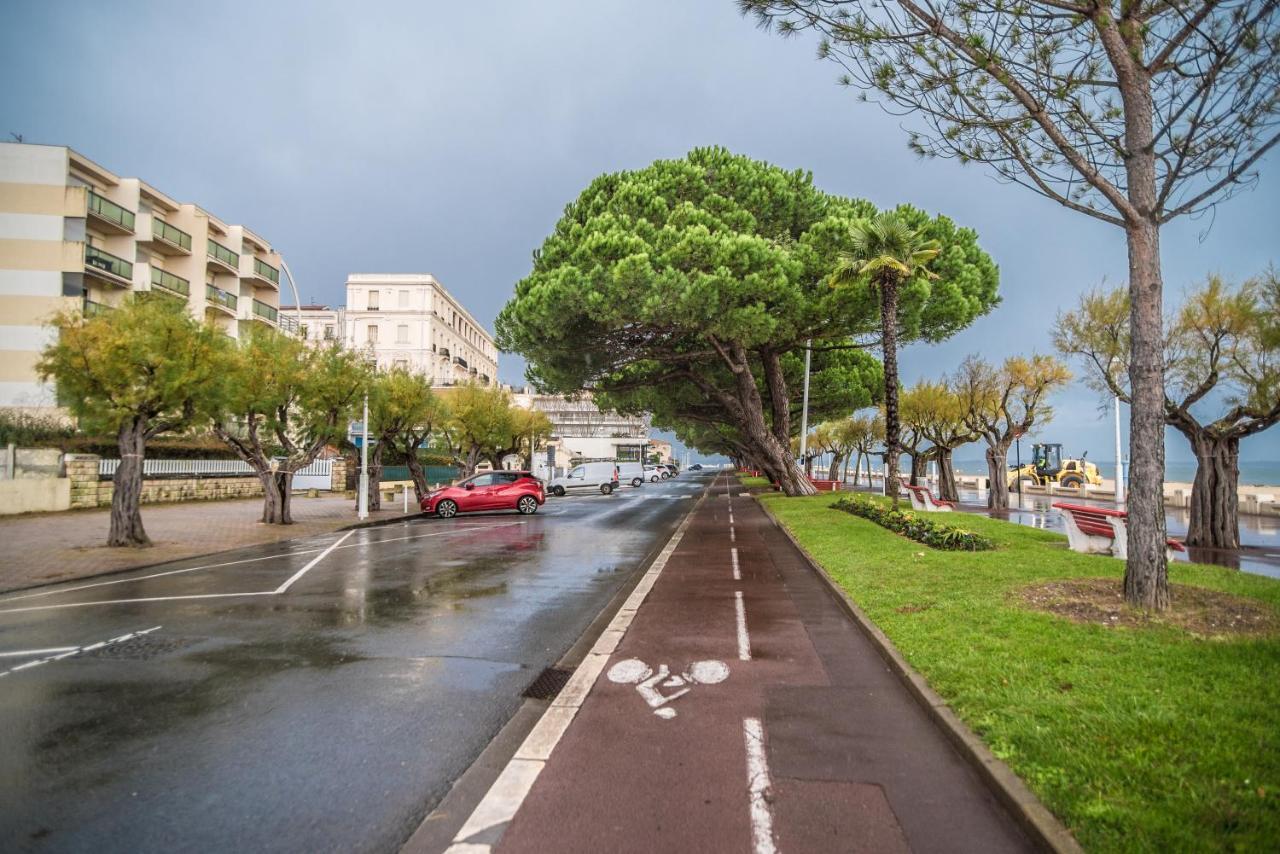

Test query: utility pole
[798,339,812,466]
[358,392,369,520]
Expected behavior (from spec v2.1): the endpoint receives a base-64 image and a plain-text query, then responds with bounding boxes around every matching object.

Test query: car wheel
[600,483,613,496]
[552,485,565,497]
[517,495,539,515]
[650,475,659,482]
[631,477,643,487]
[436,499,458,518]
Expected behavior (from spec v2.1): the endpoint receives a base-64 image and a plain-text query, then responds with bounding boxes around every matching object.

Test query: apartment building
[0,142,292,408]
[340,273,498,386]
[510,388,651,462]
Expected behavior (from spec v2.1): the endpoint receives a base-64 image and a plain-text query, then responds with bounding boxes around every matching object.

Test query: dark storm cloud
[2,0,1275,463]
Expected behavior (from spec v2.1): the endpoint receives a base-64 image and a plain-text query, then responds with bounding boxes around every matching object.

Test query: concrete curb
[758,497,1084,854]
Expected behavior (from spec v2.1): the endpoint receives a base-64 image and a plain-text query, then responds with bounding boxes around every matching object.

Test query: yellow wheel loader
[1007,443,1102,489]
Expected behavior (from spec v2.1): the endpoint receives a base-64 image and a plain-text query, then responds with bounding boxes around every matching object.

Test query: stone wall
[65,454,264,509]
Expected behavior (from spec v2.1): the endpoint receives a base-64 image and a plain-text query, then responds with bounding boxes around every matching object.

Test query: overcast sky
[3,1,1276,464]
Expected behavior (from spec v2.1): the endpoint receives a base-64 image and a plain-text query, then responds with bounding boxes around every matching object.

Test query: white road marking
[606,657,729,719]
[731,547,740,580]
[0,626,162,679]
[735,590,752,661]
[0,520,522,605]
[0,647,77,658]
[730,526,735,543]
[445,491,705,853]
[0,523,529,616]
[743,717,777,854]
[273,530,354,593]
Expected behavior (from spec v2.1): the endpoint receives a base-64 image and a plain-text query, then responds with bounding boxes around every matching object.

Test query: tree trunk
[259,469,284,524]
[405,447,429,503]
[985,441,1011,509]
[366,443,384,512]
[726,341,815,496]
[274,471,294,524]
[909,451,927,486]
[880,278,902,506]
[1123,214,1170,609]
[936,448,959,503]
[829,452,844,482]
[1186,433,1239,550]
[108,418,150,547]
[804,455,814,477]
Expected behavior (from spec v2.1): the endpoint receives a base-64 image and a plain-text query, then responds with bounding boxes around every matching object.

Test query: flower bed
[832,495,995,551]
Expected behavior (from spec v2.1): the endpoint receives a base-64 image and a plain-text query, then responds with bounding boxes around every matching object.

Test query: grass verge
[759,492,1280,852]
[737,475,773,489]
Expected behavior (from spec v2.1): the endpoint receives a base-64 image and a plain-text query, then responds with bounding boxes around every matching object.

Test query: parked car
[659,464,678,478]
[420,471,545,518]
[644,465,665,482]
[617,461,645,487]
[548,461,620,496]
[689,463,703,471]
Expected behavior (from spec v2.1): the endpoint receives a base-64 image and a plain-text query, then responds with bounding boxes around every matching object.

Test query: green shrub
[832,495,995,551]
[0,410,76,446]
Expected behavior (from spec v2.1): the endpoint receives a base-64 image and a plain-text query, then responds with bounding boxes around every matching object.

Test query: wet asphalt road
[0,474,709,853]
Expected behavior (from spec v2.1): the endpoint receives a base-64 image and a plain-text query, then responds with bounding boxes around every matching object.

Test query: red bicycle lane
[444,474,1040,853]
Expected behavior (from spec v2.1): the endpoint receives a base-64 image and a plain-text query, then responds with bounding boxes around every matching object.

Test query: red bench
[807,478,842,493]
[898,477,955,512]
[1052,502,1186,561]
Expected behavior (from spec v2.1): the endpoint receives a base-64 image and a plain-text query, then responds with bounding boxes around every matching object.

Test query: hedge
[831,495,995,551]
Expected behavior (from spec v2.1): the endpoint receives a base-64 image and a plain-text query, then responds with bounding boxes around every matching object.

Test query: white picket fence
[98,458,334,490]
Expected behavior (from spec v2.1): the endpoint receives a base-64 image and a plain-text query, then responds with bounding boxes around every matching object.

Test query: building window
[398,290,409,308]
[324,324,334,340]
[300,324,309,339]
[367,290,379,310]
[397,324,409,344]
[366,324,379,344]
[394,359,408,370]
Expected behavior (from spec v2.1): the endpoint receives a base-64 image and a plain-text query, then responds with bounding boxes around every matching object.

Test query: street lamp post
[798,339,812,467]
[357,392,369,520]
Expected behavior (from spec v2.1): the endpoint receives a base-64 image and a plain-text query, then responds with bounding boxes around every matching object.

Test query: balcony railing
[87,190,135,232]
[253,258,280,284]
[207,239,238,269]
[438,347,450,358]
[453,356,468,368]
[206,284,237,311]
[252,299,278,323]
[151,218,192,252]
[84,245,133,282]
[150,267,190,298]
[83,299,114,317]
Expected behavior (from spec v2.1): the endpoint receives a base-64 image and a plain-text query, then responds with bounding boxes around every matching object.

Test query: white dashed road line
[735,590,751,661]
[0,626,162,679]
[731,547,740,580]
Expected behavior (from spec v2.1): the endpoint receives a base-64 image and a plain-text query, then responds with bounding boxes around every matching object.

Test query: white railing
[99,458,334,480]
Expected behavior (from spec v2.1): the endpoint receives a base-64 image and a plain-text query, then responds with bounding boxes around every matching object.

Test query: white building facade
[510,388,651,471]
[340,274,497,386]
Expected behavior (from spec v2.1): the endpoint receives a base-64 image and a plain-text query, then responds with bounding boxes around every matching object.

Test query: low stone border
[758,498,1084,854]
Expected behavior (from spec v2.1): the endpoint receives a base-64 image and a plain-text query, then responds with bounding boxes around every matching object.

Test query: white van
[548,462,620,496]
[617,461,644,487]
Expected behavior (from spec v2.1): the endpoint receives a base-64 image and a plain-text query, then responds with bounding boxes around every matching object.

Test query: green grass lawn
[760,493,1280,852]
[737,474,773,489]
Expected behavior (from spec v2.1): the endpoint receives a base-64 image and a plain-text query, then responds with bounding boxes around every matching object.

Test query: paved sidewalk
[0,494,416,593]
[445,475,1038,853]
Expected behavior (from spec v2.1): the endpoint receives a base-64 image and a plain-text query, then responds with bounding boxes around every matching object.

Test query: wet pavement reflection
[0,475,710,853]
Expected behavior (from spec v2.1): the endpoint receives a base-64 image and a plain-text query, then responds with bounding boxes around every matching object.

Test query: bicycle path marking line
[731,546,740,580]
[443,486,707,854]
[0,522,529,615]
[743,716,778,854]
[735,590,752,661]
[0,625,162,679]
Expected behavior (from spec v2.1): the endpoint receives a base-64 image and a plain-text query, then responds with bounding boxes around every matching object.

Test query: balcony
[205,284,238,315]
[207,238,239,274]
[479,373,490,384]
[86,190,135,235]
[147,217,192,255]
[83,299,115,318]
[84,245,134,287]
[453,356,468,368]
[242,256,280,288]
[438,347,450,358]
[150,267,190,300]
[251,299,278,324]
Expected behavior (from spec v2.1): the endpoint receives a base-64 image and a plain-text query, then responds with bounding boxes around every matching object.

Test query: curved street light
[278,256,304,335]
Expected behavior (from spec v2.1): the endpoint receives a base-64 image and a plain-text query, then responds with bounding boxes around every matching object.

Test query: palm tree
[830,212,940,506]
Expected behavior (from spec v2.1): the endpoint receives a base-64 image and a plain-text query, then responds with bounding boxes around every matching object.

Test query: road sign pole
[358,393,369,520]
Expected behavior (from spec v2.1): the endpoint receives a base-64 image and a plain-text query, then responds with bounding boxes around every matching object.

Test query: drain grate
[522,666,573,700]
[82,635,201,662]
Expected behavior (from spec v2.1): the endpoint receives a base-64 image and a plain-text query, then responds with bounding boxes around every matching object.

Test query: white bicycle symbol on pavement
[606,658,730,719]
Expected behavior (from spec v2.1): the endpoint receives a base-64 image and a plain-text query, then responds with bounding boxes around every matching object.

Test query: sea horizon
[950,458,1280,487]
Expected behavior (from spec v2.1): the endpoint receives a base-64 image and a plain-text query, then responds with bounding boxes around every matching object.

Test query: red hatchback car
[420,471,545,518]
